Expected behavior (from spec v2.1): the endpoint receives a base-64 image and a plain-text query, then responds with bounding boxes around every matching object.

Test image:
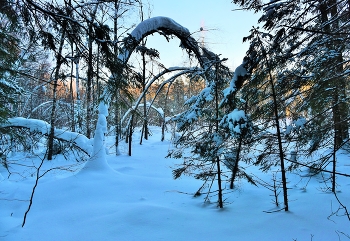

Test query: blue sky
[144,0,261,70]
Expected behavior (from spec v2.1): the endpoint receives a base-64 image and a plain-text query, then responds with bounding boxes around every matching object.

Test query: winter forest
[1,0,350,240]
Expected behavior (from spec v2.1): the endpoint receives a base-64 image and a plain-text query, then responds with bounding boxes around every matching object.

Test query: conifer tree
[168,58,250,207]
[232,0,350,195]
[0,0,22,126]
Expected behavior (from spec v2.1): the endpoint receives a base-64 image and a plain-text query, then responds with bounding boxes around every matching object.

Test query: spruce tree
[232,0,350,195]
[0,0,22,126]
[169,61,227,207]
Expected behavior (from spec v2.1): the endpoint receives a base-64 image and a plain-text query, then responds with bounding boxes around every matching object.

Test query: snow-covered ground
[1,126,350,241]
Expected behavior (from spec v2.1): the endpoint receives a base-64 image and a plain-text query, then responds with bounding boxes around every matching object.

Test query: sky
[144,0,262,70]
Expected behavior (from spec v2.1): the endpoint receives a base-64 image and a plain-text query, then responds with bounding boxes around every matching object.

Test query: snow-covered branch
[2,117,92,155]
[118,16,208,67]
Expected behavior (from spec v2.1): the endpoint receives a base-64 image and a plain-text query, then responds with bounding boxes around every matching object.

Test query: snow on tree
[222,62,248,100]
[167,60,256,207]
[0,3,22,126]
[119,16,190,63]
[219,109,247,136]
[2,117,92,155]
[81,101,113,173]
[232,0,350,197]
[118,16,215,68]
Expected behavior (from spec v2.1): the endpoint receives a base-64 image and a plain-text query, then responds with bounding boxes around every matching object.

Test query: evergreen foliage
[168,60,257,207]
[232,0,350,198]
[0,0,349,211]
[0,0,22,126]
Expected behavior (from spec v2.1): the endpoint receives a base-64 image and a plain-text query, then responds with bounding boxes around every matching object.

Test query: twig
[334,192,350,221]
[263,207,285,213]
[22,155,45,227]
[285,157,350,177]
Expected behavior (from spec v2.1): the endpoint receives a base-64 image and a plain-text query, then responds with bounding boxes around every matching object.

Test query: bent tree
[116,16,251,207]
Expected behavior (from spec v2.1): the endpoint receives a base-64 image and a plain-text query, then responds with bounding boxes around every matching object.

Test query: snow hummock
[81,102,113,173]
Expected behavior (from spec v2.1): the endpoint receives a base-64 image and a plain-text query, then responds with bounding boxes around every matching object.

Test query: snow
[223,62,247,98]
[119,17,191,63]
[184,95,197,105]
[121,103,164,126]
[295,117,306,128]
[156,107,164,117]
[285,117,307,135]
[3,117,92,155]
[201,86,214,102]
[1,126,350,240]
[220,109,247,134]
[130,16,190,42]
[81,102,111,173]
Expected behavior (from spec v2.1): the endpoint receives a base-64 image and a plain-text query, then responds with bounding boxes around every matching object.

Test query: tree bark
[114,0,121,155]
[47,28,66,160]
[142,50,148,141]
[320,0,348,150]
[215,63,223,208]
[257,31,289,211]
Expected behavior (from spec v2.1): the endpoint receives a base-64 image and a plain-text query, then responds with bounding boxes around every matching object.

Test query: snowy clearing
[1,126,350,241]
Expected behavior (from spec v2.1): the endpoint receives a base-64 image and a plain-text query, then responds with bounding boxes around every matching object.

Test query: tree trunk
[114,0,121,155]
[85,3,99,139]
[320,0,348,150]
[142,50,148,141]
[330,0,348,149]
[86,23,93,138]
[258,32,289,211]
[332,131,337,193]
[70,43,75,132]
[269,74,289,212]
[48,28,66,160]
[214,63,223,208]
[74,46,81,132]
[230,138,242,189]
[230,100,248,189]
[128,113,134,156]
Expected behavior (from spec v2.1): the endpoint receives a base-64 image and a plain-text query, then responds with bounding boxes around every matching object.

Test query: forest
[1,0,350,240]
